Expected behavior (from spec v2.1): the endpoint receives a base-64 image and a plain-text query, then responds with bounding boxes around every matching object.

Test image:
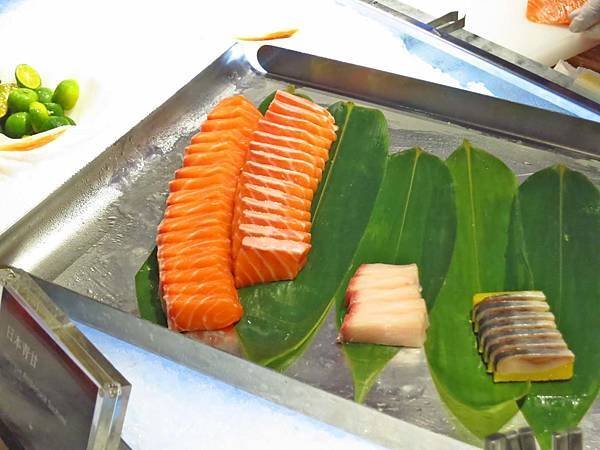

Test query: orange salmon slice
[166,186,236,206]
[268,99,334,129]
[164,197,232,219]
[158,212,232,234]
[238,223,311,243]
[243,160,318,192]
[191,129,249,146]
[209,106,262,122]
[165,293,243,332]
[185,141,245,156]
[232,223,311,260]
[239,197,311,222]
[183,151,244,168]
[157,225,231,245]
[161,278,236,297]
[174,164,240,180]
[158,240,231,260]
[158,253,231,272]
[238,183,311,211]
[247,149,322,181]
[214,95,258,111]
[239,171,313,201]
[264,110,337,142]
[249,140,325,170]
[168,173,237,192]
[275,90,333,120]
[160,266,235,285]
[258,119,331,149]
[234,236,311,288]
[158,239,231,259]
[252,131,329,162]
[201,117,256,135]
[240,210,311,233]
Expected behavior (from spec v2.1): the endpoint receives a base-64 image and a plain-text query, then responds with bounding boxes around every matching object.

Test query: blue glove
[569,0,600,32]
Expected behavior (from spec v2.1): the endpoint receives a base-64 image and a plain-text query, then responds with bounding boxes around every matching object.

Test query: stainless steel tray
[0,45,598,449]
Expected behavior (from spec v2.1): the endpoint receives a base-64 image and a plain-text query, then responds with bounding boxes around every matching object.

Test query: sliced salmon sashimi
[156,95,261,332]
[157,91,338,331]
[232,91,337,288]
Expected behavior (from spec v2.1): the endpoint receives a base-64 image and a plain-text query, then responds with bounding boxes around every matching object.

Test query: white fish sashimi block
[353,263,419,281]
[346,285,423,307]
[338,310,428,347]
[339,263,429,347]
[347,298,427,322]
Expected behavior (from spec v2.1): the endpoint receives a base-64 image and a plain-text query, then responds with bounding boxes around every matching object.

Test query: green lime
[35,87,53,103]
[29,102,49,133]
[44,102,64,117]
[4,112,32,138]
[52,79,79,110]
[41,115,70,132]
[8,88,38,113]
[64,115,76,125]
[15,64,42,90]
[0,83,17,119]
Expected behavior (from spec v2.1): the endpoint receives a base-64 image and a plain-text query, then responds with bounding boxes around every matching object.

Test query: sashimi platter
[2,44,598,450]
[134,78,599,449]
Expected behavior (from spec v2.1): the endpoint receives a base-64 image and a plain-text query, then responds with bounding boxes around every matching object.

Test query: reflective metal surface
[34,276,477,450]
[0,268,130,450]
[346,0,600,119]
[0,46,598,449]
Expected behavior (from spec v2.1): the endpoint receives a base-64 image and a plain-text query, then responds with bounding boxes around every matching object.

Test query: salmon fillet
[157,94,261,332]
[526,0,585,24]
[231,91,337,288]
[234,236,312,287]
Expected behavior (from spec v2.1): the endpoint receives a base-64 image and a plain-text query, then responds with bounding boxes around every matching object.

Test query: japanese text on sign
[5,325,38,369]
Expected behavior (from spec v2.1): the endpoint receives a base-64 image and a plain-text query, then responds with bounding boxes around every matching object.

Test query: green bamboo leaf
[333,148,456,402]
[135,248,168,326]
[506,166,600,450]
[425,141,529,437]
[237,101,389,368]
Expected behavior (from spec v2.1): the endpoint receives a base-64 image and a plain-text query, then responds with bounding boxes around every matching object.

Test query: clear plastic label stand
[0,268,130,450]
